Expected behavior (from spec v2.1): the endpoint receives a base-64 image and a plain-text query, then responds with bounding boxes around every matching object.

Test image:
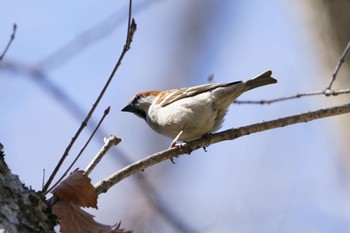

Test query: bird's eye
[132,95,141,103]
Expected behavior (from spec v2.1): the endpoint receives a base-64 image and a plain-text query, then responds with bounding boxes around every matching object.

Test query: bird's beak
[121,104,134,112]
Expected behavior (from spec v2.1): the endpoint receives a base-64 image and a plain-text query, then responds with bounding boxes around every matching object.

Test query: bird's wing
[158,81,242,107]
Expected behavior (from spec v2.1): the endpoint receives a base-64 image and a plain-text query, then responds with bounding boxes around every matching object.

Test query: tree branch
[0,24,17,62]
[42,0,137,193]
[234,88,350,104]
[327,40,350,90]
[236,40,350,105]
[44,106,111,194]
[95,102,350,194]
[84,135,122,176]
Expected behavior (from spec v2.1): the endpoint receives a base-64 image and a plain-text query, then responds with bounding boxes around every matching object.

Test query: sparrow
[122,70,277,146]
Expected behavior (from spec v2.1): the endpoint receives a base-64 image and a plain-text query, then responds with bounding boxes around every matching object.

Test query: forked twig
[42,0,136,193]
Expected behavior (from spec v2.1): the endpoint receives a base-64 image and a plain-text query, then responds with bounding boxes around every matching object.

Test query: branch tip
[104,106,111,115]
[42,2,136,193]
[0,23,17,62]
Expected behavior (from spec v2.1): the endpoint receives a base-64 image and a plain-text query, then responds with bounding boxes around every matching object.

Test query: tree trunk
[0,145,55,233]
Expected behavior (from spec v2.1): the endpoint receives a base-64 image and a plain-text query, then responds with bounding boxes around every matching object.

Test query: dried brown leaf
[52,201,131,233]
[51,170,97,208]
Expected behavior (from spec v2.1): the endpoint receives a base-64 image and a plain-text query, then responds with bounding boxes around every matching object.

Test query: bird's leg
[169,130,183,164]
[169,130,183,148]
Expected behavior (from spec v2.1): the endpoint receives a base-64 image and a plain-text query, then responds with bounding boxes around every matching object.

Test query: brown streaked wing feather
[159,82,241,107]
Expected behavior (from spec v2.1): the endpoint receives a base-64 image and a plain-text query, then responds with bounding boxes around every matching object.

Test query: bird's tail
[245,70,277,91]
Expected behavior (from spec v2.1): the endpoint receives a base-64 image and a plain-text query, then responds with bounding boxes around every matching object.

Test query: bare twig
[125,1,137,50]
[327,40,350,90]
[42,0,137,193]
[235,88,350,104]
[248,41,350,106]
[236,41,350,105]
[42,169,45,190]
[44,106,110,194]
[84,135,122,176]
[95,103,350,194]
[0,24,17,62]
[2,62,193,232]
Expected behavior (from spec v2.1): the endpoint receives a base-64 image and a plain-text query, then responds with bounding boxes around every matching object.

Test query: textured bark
[0,145,55,233]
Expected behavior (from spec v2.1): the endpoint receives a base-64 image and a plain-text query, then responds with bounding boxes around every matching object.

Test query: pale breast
[147,92,217,141]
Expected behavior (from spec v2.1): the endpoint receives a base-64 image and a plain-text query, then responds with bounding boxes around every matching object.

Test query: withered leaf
[52,201,131,233]
[52,170,97,208]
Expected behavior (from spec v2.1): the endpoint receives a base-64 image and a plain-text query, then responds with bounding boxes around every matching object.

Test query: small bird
[122,70,277,146]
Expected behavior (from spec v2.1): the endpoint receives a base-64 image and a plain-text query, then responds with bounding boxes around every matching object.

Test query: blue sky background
[1,0,350,232]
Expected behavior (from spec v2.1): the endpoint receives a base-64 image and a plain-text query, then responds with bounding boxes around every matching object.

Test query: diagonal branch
[44,107,111,194]
[84,135,122,176]
[0,24,17,62]
[42,0,137,193]
[95,102,350,194]
[236,40,350,105]
[327,40,350,90]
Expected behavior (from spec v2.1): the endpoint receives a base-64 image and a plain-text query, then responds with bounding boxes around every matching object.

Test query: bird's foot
[169,130,183,148]
[169,131,183,164]
[201,133,212,151]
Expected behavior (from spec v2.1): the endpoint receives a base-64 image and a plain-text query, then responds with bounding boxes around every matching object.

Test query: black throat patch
[133,108,147,121]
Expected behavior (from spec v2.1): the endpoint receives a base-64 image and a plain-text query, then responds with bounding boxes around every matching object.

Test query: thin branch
[42,169,45,190]
[327,40,350,90]
[125,0,134,50]
[42,0,137,193]
[2,62,194,232]
[44,106,110,194]
[235,88,350,104]
[0,24,17,62]
[84,135,122,176]
[95,103,350,194]
[236,41,350,104]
